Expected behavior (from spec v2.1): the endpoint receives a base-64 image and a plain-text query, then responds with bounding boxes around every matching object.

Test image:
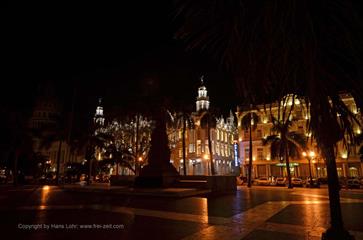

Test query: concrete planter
[177,175,236,193]
[110,175,135,186]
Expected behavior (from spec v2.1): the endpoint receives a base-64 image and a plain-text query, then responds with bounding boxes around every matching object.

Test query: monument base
[134,163,179,188]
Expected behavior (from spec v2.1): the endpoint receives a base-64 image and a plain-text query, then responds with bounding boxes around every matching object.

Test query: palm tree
[240,108,259,187]
[4,112,33,186]
[200,111,216,175]
[40,116,69,185]
[167,109,194,175]
[104,143,136,176]
[263,127,307,188]
[174,1,362,239]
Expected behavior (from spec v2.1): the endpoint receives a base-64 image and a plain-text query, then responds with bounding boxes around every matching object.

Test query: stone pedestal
[135,163,179,188]
[134,107,179,188]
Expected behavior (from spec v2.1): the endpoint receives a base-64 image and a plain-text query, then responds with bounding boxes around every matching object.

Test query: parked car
[291,177,304,187]
[0,174,7,183]
[79,174,88,182]
[275,177,286,186]
[347,178,360,189]
[305,178,320,188]
[95,174,110,183]
[39,173,56,184]
[0,169,7,183]
[255,177,271,186]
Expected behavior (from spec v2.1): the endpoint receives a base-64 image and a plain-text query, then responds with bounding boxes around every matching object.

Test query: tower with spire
[94,98,105,127]
[196,75,210,112]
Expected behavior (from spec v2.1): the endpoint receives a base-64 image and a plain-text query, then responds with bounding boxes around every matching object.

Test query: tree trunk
[207,118,215,175]
[13,150,19,186]
[87,158,93,185]
[56,140,63,185]
[284,135,293,189]
[322,145,353,240]
[308,158,313,186]
[182,116,187,175]
[247,123,253,188]
[345,151,350,178]
[135,115,140,176]
[67,84,76,163]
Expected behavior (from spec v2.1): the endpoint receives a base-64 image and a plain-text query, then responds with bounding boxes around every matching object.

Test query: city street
[1,184,363,240]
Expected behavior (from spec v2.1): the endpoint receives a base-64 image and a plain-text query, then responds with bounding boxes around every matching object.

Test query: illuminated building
[169,77,238,175]
[235,93,362,179]
[92,78,238,176]
[93,98,105,127]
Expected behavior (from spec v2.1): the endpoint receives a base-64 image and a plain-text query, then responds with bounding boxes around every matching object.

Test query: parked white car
[255,177,271,186]
[275,177,286,186]
[291,177,304,187]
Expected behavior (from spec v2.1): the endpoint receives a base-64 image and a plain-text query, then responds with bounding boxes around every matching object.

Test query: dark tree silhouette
[240,108,259,187]
[167,108,194,175]
[200,111,217,175]
[175,1,362,239]
[263,127,307,188]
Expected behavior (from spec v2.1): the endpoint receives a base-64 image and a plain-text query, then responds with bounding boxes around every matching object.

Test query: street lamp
[303,150,315,186]
[138,157,143,172]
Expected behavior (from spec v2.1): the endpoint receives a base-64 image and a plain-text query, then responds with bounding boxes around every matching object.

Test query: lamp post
[303,150,315,187]
[138,157,143,173]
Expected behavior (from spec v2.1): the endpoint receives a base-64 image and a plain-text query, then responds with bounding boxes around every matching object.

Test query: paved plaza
[1,184,362,240]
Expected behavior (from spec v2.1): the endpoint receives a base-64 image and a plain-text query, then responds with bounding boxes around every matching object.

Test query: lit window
[257,148,263,160]
[189,144,195,153]
[257,130,262,138]
[244,148,249,160]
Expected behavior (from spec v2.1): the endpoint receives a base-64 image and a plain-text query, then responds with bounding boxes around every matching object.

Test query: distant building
[29,82,83,174]
[170,77,238,175]
[94,98,105,127]
[236,93,362,179]
[91,77,238,176]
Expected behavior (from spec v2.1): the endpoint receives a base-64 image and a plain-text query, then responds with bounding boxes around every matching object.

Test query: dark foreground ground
[1,184,362,240]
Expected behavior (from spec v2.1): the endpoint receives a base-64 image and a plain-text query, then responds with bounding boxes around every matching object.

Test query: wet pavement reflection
[1,185,362,240]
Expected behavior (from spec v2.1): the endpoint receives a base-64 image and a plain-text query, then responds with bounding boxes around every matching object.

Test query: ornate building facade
[170,78,238,175]
[29,82,83,174]
[92,78,238,176]
[236,93,362,179]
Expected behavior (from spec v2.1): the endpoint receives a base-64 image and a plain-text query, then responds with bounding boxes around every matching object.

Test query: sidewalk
[61,183,211,198]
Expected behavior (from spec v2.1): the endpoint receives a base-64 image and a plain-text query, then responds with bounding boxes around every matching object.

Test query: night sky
[2,1,239,122]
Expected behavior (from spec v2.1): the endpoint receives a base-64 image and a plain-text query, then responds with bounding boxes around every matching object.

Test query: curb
[61,186,211,198]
